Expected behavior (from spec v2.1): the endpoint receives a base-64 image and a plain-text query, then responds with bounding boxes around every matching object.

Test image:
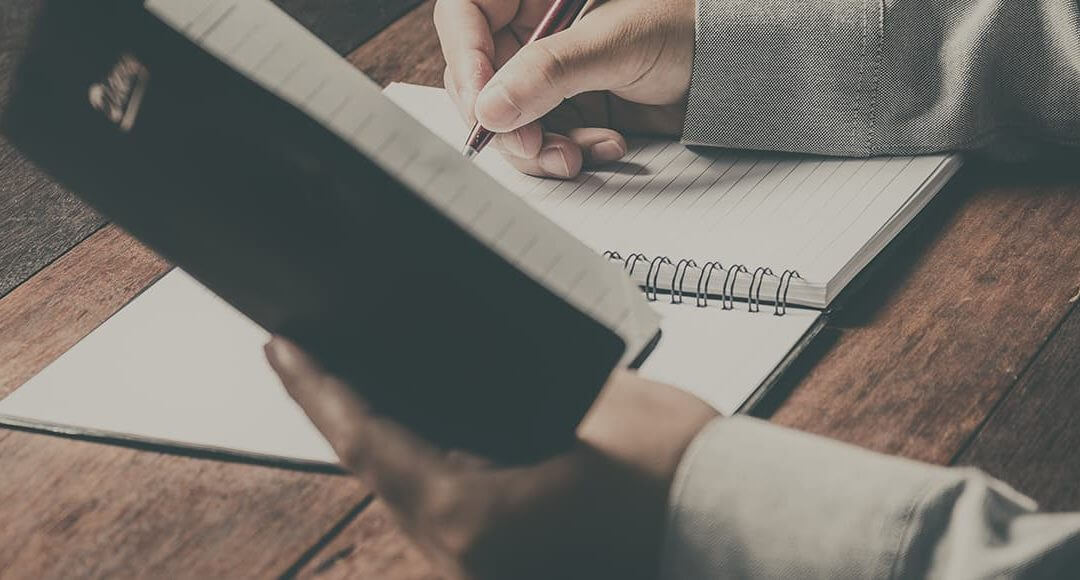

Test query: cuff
[659,416,944,579]
[682,0,881,156]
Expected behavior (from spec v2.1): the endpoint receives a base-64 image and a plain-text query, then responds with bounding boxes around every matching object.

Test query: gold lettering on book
[88,53,150,132]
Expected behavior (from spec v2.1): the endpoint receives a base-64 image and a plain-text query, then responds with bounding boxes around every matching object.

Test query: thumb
[475,25,622,132]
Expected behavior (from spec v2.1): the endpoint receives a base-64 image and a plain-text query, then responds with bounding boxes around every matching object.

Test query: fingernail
[589,140,626,163]
[264,338,286,368]
[265,337,301,372]
[475,83,521,130]
[540,146,572,178]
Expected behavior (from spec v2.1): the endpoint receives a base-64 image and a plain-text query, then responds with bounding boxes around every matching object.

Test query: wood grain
[297,501,440,580]
[0,430,368,578]
[345,0,445,87]
[956,302,1080,511]
[769,163,1080,465]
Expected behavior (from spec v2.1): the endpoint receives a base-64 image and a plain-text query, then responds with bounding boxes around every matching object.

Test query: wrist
[578,370,719,484]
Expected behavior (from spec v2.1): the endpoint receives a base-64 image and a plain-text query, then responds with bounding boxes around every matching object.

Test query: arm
[662,416,1080,579]
[264,337,1080,579]
[683,0,1080,158]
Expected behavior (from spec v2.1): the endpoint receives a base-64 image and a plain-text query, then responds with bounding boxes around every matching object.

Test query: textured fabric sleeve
[682,0,1080,158]
[660,416,1080,579]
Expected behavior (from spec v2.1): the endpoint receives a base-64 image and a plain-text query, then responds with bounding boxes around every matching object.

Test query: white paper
[639,302,820,414]
[0,270,337,465]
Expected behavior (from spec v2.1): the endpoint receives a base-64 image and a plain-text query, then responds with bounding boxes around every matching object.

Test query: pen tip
[462,146,479,160]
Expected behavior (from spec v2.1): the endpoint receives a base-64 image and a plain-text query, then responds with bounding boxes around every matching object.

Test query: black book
[2,0,660,464]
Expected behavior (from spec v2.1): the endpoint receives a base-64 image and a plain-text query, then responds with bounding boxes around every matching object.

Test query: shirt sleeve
[681,0,1080,159]
[660,416,1080,579]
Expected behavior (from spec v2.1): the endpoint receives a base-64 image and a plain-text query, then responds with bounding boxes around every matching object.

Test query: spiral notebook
[0,0,957,466]
[384,84,961,310]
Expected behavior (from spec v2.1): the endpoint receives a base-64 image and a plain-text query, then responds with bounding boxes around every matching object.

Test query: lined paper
[146,0,659,361]
[384,84,960,308]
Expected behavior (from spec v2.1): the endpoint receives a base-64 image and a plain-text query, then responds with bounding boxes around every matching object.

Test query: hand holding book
[266,336,717,580]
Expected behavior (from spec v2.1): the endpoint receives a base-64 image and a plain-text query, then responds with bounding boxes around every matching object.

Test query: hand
[265,337,718,580]
[434,0,695,178]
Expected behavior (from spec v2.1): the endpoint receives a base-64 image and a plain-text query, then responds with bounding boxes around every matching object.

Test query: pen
[461,0,593,159]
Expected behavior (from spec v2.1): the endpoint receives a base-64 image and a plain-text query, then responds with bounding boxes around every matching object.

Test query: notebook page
[0,271,820,462]
[384,84,957,309]
[145,0,659,361]
[640,301,820,414]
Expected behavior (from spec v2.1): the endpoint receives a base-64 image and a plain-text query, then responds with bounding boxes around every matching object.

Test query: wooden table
[2,2,1078,577]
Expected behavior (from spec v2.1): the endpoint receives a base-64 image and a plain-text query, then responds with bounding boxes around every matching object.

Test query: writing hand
[435,0,695,178]
[265,336,717,579]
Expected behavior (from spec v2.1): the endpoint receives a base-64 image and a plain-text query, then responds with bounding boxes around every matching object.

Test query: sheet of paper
[639,301,820,414]
[144,0,659,363]
[0,270,337,465]
[383,83,958,308]
[0,270,820,461]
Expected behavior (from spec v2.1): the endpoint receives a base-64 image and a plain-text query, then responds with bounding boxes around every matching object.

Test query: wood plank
[345,0,445,87]
[955,302,1080,511]
[769,163,1080,465]
[0,431,368,577]
[297,501,439,579]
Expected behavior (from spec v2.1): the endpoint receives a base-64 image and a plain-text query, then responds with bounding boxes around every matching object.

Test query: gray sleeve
[681,0,1080,159]
[660,416,1080,579]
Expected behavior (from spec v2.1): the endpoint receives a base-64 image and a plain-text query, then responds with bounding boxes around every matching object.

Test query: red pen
[461,0,593,159]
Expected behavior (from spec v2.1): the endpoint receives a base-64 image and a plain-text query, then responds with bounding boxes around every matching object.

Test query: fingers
[434,0,519,114]
[265,338,501,566]
[491,121,542,158]
[568,127,628,165]
[502,127,627,178]
[264,337,372,444]
[475,24,624,133]
[264,338,441,508]
[502,132,581,178]
[446,63,543,159]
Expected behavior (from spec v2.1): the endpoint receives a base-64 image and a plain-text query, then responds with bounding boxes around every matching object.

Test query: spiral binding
[604,251,801,316]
